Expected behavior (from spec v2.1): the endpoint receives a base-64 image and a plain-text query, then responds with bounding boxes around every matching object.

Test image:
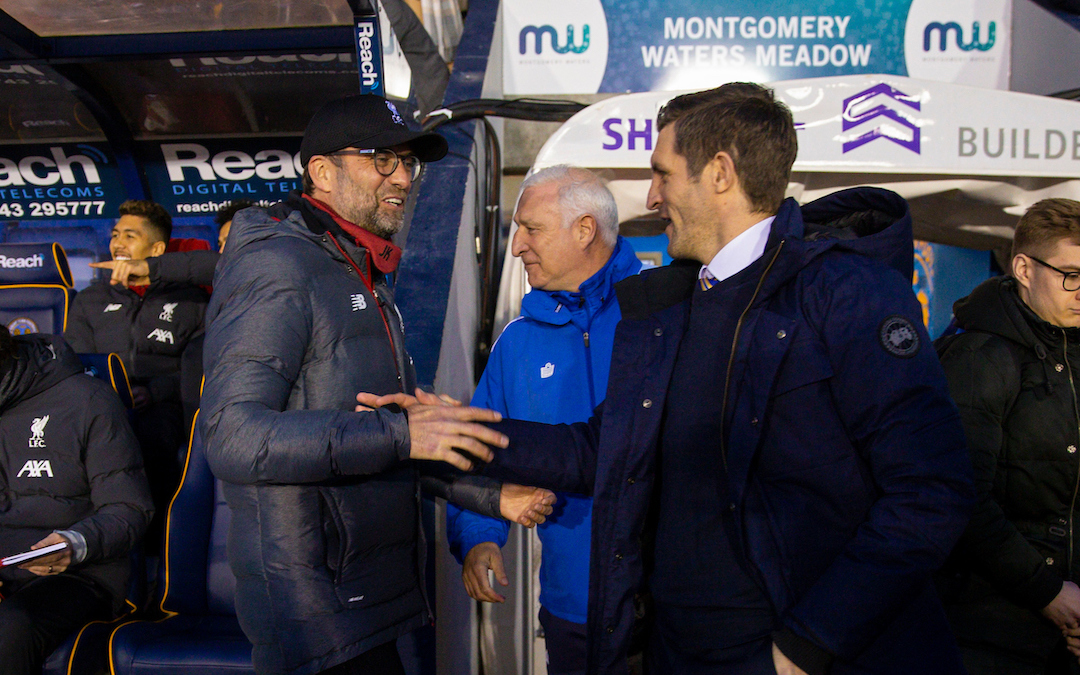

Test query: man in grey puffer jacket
[0,327,153,675]
[200,95,519,675]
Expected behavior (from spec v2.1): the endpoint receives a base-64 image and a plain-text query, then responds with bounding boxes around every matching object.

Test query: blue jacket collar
[521,237,642,327]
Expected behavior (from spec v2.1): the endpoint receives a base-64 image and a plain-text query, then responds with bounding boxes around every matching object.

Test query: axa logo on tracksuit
[841,83,922,155]
[147,328,174,344]
[17,459,53,477]
[104,303,122,313]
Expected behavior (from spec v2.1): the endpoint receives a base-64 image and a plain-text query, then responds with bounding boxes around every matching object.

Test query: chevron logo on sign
[841,83,922,155]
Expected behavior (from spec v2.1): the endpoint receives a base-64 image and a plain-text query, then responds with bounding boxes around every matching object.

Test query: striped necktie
[699,268,717,291]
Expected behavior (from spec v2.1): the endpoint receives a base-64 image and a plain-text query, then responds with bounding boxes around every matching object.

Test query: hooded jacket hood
[772,186,914,283]
[0,334,83,414]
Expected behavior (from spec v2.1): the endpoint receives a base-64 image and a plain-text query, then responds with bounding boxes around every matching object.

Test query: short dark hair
[118,200,172,243]
[1012,199,1080,261]
[657,82,797,214]
[0,324,15,368]
[215,200,254,226]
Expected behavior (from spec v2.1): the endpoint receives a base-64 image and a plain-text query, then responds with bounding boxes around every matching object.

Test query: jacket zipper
[128,291,144,372]
[1063,329,1080,578]
[326,231,404,389]
[719,241,786,473]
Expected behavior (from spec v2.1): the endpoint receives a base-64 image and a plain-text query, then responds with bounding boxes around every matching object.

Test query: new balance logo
[147,328,174,344]
[541,362,555,379]
[351,294,367,311]
[29,415,49,448]
[104,303,123,312]
[159,302,178,322]
[17,459,53,478]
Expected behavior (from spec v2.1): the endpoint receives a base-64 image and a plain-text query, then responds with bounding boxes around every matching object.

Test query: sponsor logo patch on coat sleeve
[878,315,920,357]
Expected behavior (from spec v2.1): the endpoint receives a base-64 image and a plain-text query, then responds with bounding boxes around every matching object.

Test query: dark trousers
[539,606,588,675]
[319,640,406,675]
[0,574,111,675]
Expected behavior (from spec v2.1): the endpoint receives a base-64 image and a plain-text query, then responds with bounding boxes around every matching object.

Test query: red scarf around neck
[302,194,402,274]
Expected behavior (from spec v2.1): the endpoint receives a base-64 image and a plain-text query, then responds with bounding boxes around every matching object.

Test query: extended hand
[500,483,555,528]
[356,388,461,411]
[772,644,809,675]
[462,541,508,603]
[90,259,150,288]
[1043,581,1080,632]
[1065,626,1080,660]
[19,532,73,576]
[406,403,506,471]
[356,389,504,471]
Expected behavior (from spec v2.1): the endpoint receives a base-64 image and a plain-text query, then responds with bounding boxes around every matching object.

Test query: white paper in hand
[0,541,68,567]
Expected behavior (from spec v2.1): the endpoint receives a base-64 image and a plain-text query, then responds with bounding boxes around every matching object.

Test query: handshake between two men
[356,388,555,530]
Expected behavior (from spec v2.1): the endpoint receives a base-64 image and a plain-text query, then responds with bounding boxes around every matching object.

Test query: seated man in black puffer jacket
[66,199,207,545]
[0,326,153,675]
[938,198,1080,674]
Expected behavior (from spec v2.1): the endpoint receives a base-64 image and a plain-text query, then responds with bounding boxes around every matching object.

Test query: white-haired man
[447,165,641,675]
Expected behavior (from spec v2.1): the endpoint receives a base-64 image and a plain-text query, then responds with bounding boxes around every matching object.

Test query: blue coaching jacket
[447,238,641,624]
[481,188,974,674]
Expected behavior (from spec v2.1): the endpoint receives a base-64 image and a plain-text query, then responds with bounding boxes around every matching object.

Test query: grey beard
[368,209,404,240]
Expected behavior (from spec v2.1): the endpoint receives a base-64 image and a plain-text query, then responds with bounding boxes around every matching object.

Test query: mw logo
[923,21,996,52]
[519,24,590,55]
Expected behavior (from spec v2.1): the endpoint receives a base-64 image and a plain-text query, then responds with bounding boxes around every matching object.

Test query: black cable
[1049,88,1080,101]
[421,98,586,131]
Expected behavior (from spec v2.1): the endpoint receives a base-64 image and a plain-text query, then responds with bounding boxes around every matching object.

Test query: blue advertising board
[0,143,126,221]
[139,138,302,216]
[503,0,1011,94]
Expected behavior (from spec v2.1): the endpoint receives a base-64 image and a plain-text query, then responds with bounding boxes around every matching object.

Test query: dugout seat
[107,410,254,674]
[0,242,75,336]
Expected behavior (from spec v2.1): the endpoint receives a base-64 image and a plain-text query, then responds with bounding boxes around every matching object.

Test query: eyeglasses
[331,148,422,181]
[1028,255,1080,292]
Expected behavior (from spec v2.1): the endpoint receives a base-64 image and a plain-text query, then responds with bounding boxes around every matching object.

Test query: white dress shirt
[700,216,775,285]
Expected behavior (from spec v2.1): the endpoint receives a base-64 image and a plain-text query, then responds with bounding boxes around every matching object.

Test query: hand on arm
[90,259,150,288]
[357,389,507,472]
[18,532,73,576]
[462,541,509,603]
[500,482,555,527]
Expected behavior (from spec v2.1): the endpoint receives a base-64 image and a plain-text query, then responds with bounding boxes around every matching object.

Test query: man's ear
[705,151,738,196]
[1012,254,1031,290]
[575,214,598,248]
[307,156,336,194]
[150,239,168,258]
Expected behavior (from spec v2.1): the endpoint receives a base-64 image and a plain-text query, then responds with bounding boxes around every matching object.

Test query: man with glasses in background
[938,198,1080,674]
[199,95,550,675]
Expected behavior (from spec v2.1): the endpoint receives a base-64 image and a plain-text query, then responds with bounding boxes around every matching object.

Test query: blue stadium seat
[77,352,134,409]
[40,353,143,675]
[107,411,254,675]
[0,242,75,335]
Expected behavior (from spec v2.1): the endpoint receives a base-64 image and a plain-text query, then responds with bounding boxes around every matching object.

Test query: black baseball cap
[300,94,448,167]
